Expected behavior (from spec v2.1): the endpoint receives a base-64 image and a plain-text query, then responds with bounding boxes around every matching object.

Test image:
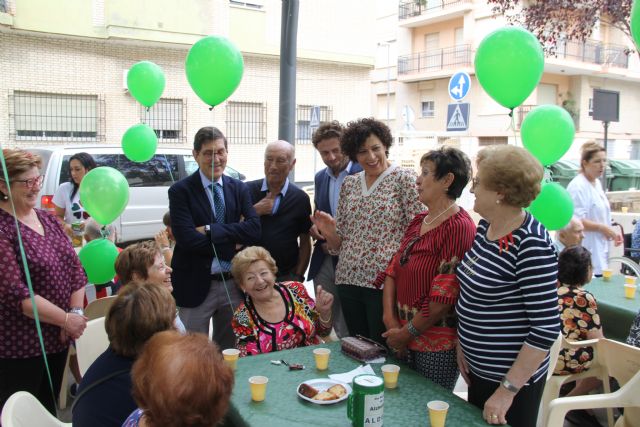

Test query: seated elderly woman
[115,240,185,333]
[123,331,234,427]
[72,282,177,427]
[554,246,604,396]
[231,246,334,355]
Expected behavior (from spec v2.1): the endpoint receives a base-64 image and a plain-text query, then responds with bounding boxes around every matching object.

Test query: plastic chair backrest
[84,295,117,320]
[1,391,69,427]
[75,317,109,376]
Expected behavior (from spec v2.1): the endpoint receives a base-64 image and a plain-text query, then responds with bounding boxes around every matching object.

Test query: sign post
[592,89,620,189]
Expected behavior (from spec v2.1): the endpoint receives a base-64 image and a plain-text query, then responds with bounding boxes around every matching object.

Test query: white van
[26,145,245,243]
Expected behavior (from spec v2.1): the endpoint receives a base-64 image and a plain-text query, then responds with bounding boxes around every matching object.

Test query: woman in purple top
[0,149,88,415]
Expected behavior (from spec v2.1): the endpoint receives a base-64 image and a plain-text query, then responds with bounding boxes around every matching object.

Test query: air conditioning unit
[123,69,129,91]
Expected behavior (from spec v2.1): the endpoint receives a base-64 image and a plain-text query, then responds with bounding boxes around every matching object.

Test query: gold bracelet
[63,313,69,331]
[319,311,332,324]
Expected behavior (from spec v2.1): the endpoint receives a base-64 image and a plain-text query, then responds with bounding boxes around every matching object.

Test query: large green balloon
[528,182,574,231]
[127,61,166,108]
[78,238,119,284]
[80,167,129,225]
[521,105,575,166]
[185,36,244,108]
[475,27,544,109]
[632,0,640,50]
[122,124,158,162]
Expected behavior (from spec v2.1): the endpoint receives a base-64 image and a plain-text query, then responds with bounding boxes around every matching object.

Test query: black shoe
[69,383,78,399]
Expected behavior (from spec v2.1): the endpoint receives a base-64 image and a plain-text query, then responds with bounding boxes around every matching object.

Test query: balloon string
[0,148,56,408]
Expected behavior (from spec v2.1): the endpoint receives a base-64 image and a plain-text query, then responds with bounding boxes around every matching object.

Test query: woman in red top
[382,146,476,390]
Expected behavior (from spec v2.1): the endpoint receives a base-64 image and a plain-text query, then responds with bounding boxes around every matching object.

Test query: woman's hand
[63,223,73,237]
[155,230,170,248]
[456,342,471,385]
[383,314,401,331]
[310,211,336,239]
[483,387,514,425]
[315,286,334,319]
[601,225,622,246]
[381,327,411,352]
[64,313,88,340]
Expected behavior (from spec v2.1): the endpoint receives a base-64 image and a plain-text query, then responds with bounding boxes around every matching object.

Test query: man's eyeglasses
[10,175,45,189]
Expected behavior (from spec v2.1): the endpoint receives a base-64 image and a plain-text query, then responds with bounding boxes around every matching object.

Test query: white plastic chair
[59,295,117,408]
[75,317,109,376]
[535,333,564,426]
[546,338,640,427]
[1,391,71,427]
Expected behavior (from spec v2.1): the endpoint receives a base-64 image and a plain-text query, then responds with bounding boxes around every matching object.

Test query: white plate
[296,379,352,405]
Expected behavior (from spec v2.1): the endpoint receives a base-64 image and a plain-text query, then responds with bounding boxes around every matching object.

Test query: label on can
[363,393,384,427]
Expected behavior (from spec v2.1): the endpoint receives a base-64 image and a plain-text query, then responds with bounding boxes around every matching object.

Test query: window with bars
[0,0,7,13]
[141,99,185,142]
[421,101,435,118]
[478,136,508,146]
[11,91,102,141]
[296,105,333,144]
[226,101,267,145]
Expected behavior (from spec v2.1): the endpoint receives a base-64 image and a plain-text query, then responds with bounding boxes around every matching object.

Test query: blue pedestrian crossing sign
[448,72,471,101]
[310,106,321,128]
[446,103,470,131]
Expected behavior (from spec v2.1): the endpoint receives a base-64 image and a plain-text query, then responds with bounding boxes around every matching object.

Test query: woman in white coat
[567,141,621,276]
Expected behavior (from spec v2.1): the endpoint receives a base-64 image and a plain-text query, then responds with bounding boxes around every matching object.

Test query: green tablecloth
[227,342,493,427]
[587,275,640,342]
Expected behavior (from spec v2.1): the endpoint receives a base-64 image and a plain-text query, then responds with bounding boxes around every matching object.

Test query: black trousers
[336,285,386,345]
[468,371,546,427]
[0,350,68,416]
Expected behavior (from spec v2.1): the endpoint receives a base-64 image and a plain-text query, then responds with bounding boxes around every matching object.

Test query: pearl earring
[496,199,500,205]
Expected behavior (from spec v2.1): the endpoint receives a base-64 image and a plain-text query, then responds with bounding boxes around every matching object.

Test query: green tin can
[347,374,384,427]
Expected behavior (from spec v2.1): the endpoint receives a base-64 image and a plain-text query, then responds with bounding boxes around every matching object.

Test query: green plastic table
[226,341,496,427]
[587,275,640,342]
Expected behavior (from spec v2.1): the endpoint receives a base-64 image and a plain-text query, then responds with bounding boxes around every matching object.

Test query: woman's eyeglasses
[11,175,45,189]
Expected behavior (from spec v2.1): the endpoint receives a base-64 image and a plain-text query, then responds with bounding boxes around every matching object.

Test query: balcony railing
[517,105,535,128]
[399,0,471,20]
[398,45,473,76]
[553,40,629,68]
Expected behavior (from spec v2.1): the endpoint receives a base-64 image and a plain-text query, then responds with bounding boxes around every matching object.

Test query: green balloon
[632,0,640,50]
[78,238,119,284]
[80,167,129,225]
[521,105,575,166]
[122,124,158,162]
[185,36,244,108]
[127,61,166,108]
[528,182,574,231]
[475,27,544,109]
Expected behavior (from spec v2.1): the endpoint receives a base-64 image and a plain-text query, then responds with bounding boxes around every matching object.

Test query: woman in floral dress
[231,246,334,356]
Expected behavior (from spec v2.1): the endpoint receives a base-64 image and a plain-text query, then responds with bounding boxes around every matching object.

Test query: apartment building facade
[0,0,375,182]
[372,0,640,170]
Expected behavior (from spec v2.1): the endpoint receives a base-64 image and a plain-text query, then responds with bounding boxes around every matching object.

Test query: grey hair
[558,216,581,233]
[84,218,117,242]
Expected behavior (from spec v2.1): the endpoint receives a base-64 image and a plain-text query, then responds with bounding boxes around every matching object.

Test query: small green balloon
[122,124,158,162]
[475,27,544,109]
[127,61,166,108]
[78,238,119,284]
[80,167,129,225]
[632,0,640,50]
[521,105,575,166]
[528,182,574,231]
[185,36,244,108]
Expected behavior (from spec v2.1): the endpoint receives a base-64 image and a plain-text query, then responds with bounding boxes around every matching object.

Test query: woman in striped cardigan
[456,145,560,427]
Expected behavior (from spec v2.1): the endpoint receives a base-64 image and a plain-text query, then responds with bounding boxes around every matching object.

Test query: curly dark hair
[420,146,472,199]
[341,118,393,162]
[558,246,592,287]
[312,121,343,147]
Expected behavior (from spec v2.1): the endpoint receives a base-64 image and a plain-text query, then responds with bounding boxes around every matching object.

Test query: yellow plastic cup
[602,268,613,282]
[427,400,449,427]
[222,348,240,370]
[381,364,400,389]
[313,348,331,370]
[624,284,637,299]
[248,376,268,402]
[622,206,629,213]
[625,276,637,286]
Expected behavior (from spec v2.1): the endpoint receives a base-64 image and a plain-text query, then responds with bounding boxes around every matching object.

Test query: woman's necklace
[423,202,457,226]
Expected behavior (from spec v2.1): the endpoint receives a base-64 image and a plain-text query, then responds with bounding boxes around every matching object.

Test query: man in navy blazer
[169,126,260,348]
[308,122,362,338]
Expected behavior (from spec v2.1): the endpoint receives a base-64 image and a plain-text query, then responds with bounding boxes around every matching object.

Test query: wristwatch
[204,224,211,236]
[69,307,84,317]
[500,377,520,393]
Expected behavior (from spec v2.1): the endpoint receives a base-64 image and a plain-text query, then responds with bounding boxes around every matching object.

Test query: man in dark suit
[246,140,312,282]
[169,126,260,348]
[308,122,362,338]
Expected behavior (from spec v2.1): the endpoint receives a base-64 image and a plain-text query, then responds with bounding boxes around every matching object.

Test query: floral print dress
[554,284,601,375]
[232,281,331,356]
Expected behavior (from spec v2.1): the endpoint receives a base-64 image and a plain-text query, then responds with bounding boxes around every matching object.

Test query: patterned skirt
[406,348,459,391]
